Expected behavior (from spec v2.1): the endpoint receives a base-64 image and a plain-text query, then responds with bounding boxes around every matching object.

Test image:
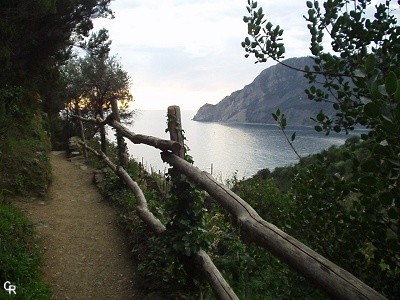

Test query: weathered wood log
[167,105,185,158]
[71,114,108,126]
[160,151,387,300]
[72,114,182,153]
[108,118,182,153]
[195,250,239,300]
[80,142,165,234]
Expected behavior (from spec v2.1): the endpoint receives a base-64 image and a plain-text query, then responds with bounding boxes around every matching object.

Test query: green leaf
[370,80,380,99]
[315,125,323,132]
[364,102,380,118]
[379,192,393,206]
[365,55,376,73]
[306,1,313,8]
[359,175,377,186]
[394,79,400,102]
[385,71,398,95]
[388,207,397,219]
[361,158,378,172]
[396,196,400,208]
[281,116,287,128]
[291,132,296,142]
[316,111,325,122]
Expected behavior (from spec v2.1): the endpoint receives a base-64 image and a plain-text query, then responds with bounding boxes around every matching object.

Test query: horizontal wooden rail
[72,107,386,300]
[160,151,387,300]
[79,141,238,300]
[79,142,166,234]
[72,114,182,153]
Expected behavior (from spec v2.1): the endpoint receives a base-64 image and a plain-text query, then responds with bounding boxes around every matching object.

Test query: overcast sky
[93,0,312,110]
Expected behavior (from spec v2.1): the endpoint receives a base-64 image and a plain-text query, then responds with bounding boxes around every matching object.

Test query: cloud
[93,0,312,110]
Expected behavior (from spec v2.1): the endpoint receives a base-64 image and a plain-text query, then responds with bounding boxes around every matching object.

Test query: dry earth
[17,151,143,299]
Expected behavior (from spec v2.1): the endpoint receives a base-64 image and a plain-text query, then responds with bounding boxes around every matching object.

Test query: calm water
[112,110,362,180]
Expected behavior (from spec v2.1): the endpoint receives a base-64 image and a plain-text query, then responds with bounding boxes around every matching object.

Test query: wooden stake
[167,105,185,158]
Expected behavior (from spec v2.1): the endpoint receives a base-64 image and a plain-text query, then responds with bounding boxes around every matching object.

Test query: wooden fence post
[166,105,198,288]
[166,106,239,300]
[167,105,185,158]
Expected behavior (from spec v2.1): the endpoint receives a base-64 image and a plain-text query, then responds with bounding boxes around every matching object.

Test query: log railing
[72,106,387,300]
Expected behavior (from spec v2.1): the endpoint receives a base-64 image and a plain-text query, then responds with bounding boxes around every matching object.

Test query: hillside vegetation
[82,133,398,299]
[229,135,399,298]
[0,1,114,298]
[0,91,51,197]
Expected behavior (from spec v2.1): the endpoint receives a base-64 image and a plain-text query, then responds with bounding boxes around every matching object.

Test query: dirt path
[17,151,142,299]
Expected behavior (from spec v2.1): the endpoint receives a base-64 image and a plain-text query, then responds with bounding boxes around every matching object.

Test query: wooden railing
[72,106,387,300]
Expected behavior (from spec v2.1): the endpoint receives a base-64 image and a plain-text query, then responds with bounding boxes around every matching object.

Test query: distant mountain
[193,57,333,125]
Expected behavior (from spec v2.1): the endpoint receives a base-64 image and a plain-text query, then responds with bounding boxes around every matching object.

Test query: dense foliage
[0,0,112,88]
[62,29,133,119]
[1,0,114,192]
[242,0,399,298]
[1,1,113,299]
[0,88,52,196]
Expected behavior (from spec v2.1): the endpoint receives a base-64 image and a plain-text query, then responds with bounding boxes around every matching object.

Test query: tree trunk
[77,108,87,160]
[99,106,107,154]
[110,98,128,166]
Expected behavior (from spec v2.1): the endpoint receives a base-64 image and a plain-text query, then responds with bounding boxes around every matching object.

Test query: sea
[109,110,364,181]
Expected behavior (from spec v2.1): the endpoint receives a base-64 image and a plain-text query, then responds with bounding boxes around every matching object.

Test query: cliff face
[193,57,333,125]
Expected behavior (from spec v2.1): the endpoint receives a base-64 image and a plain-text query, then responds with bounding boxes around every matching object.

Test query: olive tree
[63,29,133,161]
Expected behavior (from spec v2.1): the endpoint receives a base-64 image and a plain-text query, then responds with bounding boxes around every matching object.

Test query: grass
[0,201,51,299]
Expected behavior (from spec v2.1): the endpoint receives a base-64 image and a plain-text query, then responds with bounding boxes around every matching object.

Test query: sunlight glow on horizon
[93,0,311,111]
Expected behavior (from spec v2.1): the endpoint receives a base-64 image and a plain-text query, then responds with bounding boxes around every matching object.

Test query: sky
[92,0,312,110]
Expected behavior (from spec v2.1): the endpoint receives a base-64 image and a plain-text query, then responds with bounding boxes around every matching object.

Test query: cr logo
[3,281,17,295]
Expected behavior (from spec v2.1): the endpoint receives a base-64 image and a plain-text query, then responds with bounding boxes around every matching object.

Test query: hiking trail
[17,151,143,299]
